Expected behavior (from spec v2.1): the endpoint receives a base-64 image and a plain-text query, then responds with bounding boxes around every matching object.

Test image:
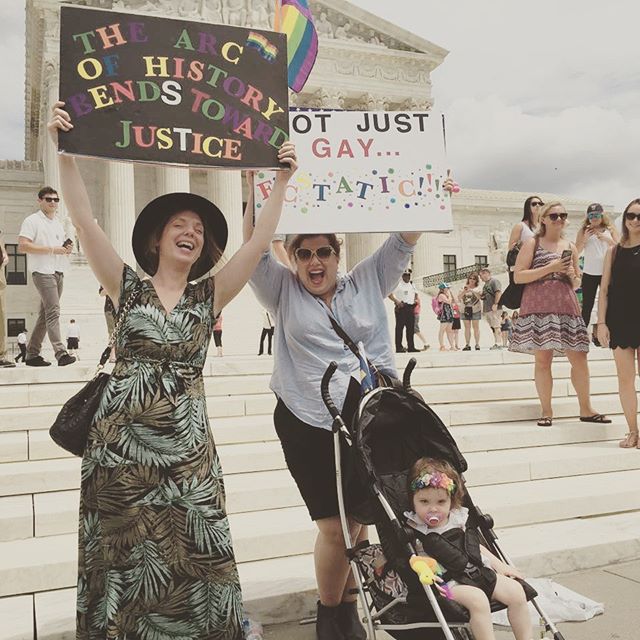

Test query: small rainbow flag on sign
[274,0,318,93]
[246,31,279,62]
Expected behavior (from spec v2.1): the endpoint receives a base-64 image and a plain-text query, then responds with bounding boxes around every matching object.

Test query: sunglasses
[588,212,603,219]
[624,212,640,221]
[546,212,568,221]
[294,246,336,262]
[43,197,60,203]
[531,201,544,207]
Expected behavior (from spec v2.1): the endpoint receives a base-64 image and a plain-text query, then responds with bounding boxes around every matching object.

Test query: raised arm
[48,102,123,301]
[213,143,297,317]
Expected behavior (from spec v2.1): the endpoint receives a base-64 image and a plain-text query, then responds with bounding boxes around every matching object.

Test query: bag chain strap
[96,282,143,373]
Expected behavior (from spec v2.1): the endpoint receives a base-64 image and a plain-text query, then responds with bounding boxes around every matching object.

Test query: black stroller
[320,358,566,640]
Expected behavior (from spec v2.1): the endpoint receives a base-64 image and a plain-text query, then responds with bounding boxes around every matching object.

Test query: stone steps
[1,348,637,637]
[0,384,628,442]
[1,468,639,599]
[2,439,639,543]
[3,509,640,636]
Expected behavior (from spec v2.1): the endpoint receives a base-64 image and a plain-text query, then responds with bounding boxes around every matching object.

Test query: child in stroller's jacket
[405,458,534,640]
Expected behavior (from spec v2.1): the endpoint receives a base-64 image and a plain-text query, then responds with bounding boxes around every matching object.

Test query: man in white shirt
[0,230,16,367]
[389,268,419,352]
[66,318,80,359]
[18,187,75,366]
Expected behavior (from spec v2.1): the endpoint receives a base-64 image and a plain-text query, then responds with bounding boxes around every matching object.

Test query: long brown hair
[580,212,613,232]
[621,199,640,245]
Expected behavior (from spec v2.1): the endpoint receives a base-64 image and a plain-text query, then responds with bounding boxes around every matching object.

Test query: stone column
[107,161,136,267]
[156,166,190,195]
[412,237,430,287]
[206,170,243,261]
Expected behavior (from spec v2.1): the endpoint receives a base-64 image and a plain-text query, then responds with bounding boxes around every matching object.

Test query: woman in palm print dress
[49,102,297,639]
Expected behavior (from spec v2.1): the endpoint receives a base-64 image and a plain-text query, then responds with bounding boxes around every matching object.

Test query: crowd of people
[0,100,638,640]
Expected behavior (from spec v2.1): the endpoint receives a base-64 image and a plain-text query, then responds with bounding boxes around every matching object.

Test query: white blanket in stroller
[491,578,604,626]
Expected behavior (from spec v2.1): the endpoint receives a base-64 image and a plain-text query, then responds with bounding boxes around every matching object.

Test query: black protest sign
[58,6,289,168]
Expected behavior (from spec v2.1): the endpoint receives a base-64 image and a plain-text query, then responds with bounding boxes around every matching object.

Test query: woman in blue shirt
[245,174,453,640]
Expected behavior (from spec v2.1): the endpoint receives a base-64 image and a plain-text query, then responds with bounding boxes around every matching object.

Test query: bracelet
[49,247,54,256]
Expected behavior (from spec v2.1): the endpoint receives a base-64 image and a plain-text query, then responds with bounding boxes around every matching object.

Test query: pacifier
[426,512,442,527]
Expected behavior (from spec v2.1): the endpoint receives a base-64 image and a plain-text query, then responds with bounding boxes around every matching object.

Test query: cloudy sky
[1,1,638,210]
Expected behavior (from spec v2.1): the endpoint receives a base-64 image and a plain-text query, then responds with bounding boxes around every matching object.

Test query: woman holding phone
[509,202,610,427]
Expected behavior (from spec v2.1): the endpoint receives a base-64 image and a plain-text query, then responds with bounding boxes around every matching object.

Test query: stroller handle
[403,357,417,390]
[321,361,341,419]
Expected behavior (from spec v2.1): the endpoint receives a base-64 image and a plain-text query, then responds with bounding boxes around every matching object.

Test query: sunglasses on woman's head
[546,212,568,221]
[43,197,60,203]
[624,212,640,221]
[294,246,336,262]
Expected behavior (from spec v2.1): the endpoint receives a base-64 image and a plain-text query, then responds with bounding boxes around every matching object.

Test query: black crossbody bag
[49,282,142,456]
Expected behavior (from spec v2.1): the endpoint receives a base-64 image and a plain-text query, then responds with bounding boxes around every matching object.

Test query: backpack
[431,296,442,316]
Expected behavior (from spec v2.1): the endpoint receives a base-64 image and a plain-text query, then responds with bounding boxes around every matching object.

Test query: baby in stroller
[405,457,533,640]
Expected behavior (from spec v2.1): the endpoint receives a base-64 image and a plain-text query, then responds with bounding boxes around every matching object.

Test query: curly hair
[407,457,465,510]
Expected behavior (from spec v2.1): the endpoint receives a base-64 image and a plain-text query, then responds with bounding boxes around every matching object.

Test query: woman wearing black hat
[48,102,297,639]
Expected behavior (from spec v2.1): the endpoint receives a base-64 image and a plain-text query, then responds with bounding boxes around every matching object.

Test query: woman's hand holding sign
[48,101,74,143]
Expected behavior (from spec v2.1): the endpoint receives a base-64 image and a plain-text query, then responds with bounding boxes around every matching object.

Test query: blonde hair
[536,201,565,238]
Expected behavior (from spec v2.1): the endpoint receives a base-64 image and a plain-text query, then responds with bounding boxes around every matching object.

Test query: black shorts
[274,378,370,521]
[67,337,79,350]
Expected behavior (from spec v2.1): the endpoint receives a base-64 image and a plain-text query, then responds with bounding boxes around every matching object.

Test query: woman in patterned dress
[48,102,297,639]
[510,201,610,427]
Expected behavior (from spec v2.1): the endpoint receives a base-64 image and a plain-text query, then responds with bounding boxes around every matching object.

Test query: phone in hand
[561,249,572,260]
[62,238,73,248]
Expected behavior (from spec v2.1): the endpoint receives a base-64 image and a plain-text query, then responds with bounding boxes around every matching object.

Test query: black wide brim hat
[132,192,228,281]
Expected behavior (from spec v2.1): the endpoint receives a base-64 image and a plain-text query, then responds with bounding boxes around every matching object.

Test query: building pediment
[313,0,448,60]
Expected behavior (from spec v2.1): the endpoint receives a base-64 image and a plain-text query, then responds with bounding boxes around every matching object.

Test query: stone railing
[422,264,484,289]
[0,159,42,172]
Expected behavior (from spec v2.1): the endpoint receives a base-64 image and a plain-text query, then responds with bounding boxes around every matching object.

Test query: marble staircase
[1,349,639,639]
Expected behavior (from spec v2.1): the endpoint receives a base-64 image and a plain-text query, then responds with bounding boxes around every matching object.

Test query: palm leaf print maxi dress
[77,266,243,639]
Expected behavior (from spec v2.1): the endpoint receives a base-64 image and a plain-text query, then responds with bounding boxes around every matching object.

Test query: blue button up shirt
[249,233,414,428]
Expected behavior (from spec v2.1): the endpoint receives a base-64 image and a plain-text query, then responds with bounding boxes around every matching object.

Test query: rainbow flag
[246,31,279,62]
[275,0,318,93]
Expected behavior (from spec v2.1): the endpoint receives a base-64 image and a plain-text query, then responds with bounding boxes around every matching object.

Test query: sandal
[579,414,612,424]
[537,417,553,427]
[619,432,639,448]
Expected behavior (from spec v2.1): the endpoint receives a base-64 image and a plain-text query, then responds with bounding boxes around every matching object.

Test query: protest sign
[58,5,289,168]
[253,110,453,233]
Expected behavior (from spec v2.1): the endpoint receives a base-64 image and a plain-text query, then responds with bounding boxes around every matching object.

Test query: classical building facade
[0,0,603,355]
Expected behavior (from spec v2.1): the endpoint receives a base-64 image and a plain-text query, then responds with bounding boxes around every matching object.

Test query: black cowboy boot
[337,600,367,640]
[316,601,346,640]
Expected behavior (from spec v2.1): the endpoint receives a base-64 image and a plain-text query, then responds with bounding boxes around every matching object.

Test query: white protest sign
[253,110,452,233]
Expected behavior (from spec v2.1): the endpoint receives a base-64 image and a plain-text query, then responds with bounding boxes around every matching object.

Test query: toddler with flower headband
[405,458,534,640]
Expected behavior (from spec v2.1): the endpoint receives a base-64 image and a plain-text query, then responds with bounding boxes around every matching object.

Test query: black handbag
[501,237,539,310]
[49,283,142,456]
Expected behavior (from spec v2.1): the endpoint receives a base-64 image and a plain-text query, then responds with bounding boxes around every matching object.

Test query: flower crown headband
[410,471,456,495]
